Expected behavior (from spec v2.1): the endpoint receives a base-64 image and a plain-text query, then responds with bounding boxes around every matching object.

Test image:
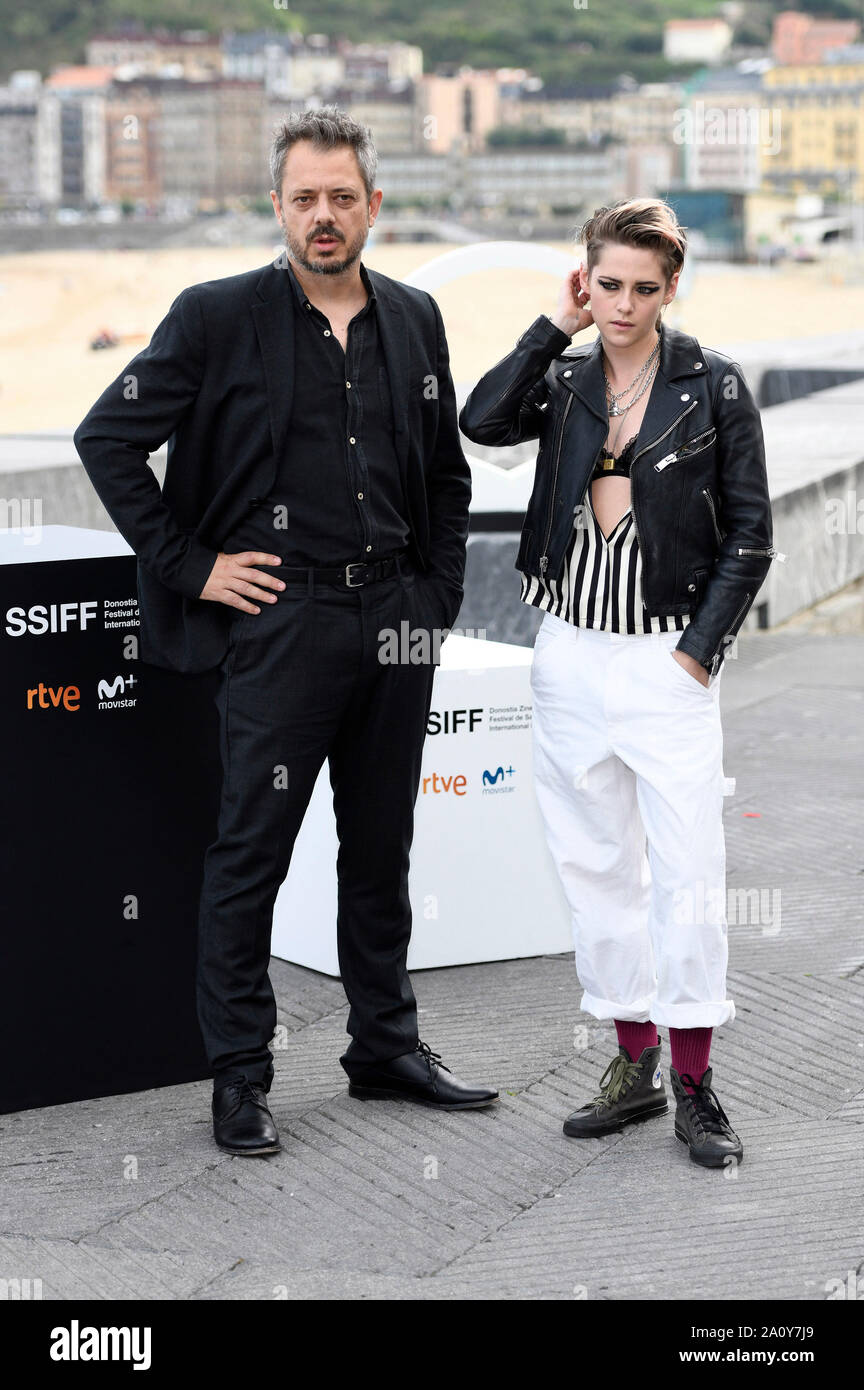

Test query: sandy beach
[0,239,860,431]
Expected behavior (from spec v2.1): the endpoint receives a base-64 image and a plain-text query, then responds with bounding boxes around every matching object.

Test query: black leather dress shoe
[212,1077,281,1155]
[347,1041,498,1110]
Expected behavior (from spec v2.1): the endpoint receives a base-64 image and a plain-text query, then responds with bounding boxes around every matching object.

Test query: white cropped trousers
[530,611,735,1029]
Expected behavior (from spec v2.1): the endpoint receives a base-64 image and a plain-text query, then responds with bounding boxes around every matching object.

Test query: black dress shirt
[246,257,411,567]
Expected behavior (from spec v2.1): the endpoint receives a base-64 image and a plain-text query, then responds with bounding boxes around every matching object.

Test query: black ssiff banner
[0,554,219,1113]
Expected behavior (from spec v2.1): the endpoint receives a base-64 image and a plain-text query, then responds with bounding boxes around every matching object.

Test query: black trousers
[196,552,442,1091]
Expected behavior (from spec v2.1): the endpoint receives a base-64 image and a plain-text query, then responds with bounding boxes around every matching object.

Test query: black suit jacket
[73,258,472,674]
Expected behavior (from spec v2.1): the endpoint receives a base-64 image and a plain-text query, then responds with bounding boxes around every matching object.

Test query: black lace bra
[591,433,638,481]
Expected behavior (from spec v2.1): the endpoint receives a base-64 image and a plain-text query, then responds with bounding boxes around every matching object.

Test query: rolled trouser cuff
[651,999,736,1029]
[579,990,658,1024]
[579,991,735,1029]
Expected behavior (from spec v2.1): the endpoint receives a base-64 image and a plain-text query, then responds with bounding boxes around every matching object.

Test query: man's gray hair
[269,106,378,201]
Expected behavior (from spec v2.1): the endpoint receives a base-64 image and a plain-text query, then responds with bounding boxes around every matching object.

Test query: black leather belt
[276,554,408,588]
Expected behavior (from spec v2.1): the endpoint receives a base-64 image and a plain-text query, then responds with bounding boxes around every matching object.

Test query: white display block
[0,524,134,565]
[271,633,573,975]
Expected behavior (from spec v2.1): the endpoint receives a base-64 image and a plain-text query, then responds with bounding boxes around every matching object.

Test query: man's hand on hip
[199,551,286,613]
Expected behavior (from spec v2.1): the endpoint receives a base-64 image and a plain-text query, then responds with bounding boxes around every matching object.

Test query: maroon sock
[614,1019,659,1061]
[669,1027,713,1093]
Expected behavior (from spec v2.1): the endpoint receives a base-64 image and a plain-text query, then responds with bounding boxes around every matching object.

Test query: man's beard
[279,219,367,276]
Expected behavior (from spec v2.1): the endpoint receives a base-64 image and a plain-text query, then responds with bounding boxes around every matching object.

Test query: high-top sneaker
[670,1066,744,1169]
[563,1043,668,1138]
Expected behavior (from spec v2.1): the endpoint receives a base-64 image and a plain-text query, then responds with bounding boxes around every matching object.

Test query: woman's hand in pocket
[671,648,710,687]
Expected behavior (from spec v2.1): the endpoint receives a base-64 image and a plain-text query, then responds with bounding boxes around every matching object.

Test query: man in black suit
[74,106,498,1155]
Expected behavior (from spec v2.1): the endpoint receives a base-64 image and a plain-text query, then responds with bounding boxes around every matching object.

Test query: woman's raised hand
[550,268,593,337]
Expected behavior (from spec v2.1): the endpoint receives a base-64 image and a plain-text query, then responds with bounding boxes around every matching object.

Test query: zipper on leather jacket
[538,396,699,590]
[737,545,786,560]
[654,425,716,472]
[488,365,543,417]
[624,399,699,608]
[701,491,785,562]
[539,393,573,574]
[708,590,751,673]
[702,487,725,546]
[624,469,647,610]
[730,591,752,632]
[486,330,561,418]
[630,399,698,470]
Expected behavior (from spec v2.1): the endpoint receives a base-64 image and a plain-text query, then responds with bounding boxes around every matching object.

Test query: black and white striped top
[519,436,691,635]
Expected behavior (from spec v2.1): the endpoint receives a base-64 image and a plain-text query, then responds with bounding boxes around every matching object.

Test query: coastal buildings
[0,15,860,258]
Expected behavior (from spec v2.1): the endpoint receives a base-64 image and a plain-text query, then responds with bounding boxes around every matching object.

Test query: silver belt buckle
[344,562,367,588]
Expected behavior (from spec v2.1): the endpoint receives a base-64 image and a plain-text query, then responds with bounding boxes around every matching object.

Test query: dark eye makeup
[598,278,659,295]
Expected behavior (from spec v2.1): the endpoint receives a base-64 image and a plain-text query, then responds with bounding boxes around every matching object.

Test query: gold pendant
[600,456,616,471]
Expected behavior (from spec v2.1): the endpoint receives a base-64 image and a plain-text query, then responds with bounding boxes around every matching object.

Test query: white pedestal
[271,633,572,974]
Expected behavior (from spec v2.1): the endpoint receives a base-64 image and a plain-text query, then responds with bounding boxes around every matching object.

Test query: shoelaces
[416,1040,452,1076]
[222,1077,267,1110]
[591,1053,641,1110]
[678,1073,733,1135]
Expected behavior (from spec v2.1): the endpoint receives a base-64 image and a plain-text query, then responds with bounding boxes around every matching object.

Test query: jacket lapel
[364,267,412,492]
[251,259,296,465]
[554,323,710,460]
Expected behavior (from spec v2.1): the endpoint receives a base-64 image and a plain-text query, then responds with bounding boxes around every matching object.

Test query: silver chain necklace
[600,350,660,465]
[603,336,660,416]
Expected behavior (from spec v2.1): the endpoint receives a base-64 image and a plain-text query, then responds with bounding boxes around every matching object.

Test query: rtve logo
[5,601,98,636]
[427,708,483,735]
[25,674,137,711]
[26,682,81,711]
[421,772,467,796]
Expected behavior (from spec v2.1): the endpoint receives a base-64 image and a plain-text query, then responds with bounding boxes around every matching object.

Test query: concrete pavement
[1,628,862,1301]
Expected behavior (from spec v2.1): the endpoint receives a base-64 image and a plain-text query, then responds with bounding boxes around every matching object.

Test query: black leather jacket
[459,314,779,676]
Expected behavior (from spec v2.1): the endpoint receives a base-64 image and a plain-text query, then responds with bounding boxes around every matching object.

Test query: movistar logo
[96,673,138,709]
[97,674,133,701]
[483,766,515,786]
